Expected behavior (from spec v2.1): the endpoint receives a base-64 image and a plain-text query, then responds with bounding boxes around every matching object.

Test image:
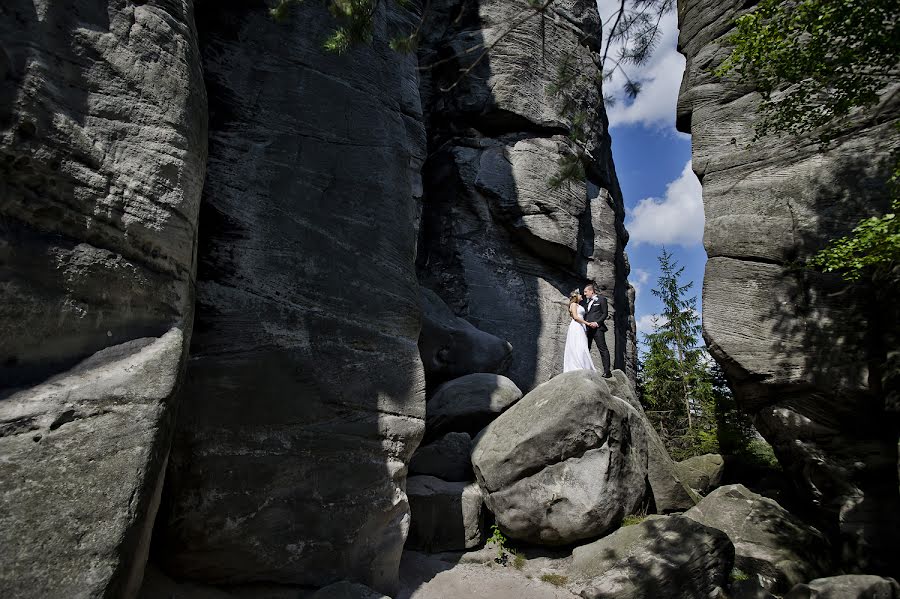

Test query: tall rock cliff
[677,0,900,574]
[415,0,637,390]
[153,1,426,594]
[0,1,206,597]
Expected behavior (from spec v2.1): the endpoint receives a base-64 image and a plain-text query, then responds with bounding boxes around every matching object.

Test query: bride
[563,289,599,372]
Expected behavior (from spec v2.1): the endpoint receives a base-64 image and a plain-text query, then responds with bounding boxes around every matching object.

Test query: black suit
[581,295,611,376]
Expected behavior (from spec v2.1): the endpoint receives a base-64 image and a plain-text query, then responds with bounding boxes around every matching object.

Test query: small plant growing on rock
[621,514,648,527]
[488,524,510,565]
[512,550,526,570]
[540,573,568,587]
[730,568,750,583]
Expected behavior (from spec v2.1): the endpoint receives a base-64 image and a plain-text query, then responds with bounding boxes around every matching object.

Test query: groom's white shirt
[586,297,596,311]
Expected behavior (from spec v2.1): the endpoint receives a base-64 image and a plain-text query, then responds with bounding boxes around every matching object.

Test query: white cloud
[595,1,686,131]
[636,313,667,335]
[631,268,651,298]
[626,160,703,246]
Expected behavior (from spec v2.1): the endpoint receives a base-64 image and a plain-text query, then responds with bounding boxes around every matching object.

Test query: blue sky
[596,0,706,346]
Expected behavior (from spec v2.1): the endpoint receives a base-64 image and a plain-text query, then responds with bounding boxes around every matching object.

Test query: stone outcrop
[426,373,523,437]
[405,476,485,552]
[785,575,900,599]
[684,484,831,593]
[570,515,734,599]
[0,1,206,597]
[152,2,426,594]
[415,0,637,391]
[419,287,513,386]
[472,370,648,544]
[676,454,725,495]
[409,432,474,482]
[677,0,900,573]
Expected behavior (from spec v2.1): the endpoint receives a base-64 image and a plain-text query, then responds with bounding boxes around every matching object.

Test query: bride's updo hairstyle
[568,289,581,305]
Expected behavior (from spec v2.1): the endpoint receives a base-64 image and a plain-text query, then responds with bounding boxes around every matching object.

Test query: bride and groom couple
[562,283,612,377]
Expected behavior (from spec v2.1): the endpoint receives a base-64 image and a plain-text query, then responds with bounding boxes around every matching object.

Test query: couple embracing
[562,283,612,377]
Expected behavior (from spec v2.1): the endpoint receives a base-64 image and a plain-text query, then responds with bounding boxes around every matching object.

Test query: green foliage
[730,568,750,583]
[621,514,648,526]
[539,574,569,587]
[716,0,899,140]
[488,524,508,560]
[639,250,758,460]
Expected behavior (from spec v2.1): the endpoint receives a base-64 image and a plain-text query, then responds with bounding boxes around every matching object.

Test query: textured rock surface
[677,0,900,572]
[472,370,648,544]
[0,1,206,597]
[427,373,522,437]
[419,287,513,385]
[409,432,474,482]
[570,515,734,599]
[684,484,831,592]
[310,581,392,599]
[785,575,900,599]
[416,0,637,391]
[676,454,725,494]
[154,2,425,594]
[398,551,580,599]
[605,371,698,511]
[406,476,484,552]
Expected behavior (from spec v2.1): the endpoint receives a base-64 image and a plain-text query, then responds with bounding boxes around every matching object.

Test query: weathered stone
[676,454,726,494]
[678,0,900,573]
[0,1,206,596]
[310,581,392,599]
[416,0,637,391]
[426,373,523,437]
[406,476,484,552]
[570,515,734,599]
[784,575,900,599]
[419,287,513,385]
[684,484,831,592]
[472,370,648,544]
[154,2,425,594]
[606,370,699,512]
[409,432,474,482]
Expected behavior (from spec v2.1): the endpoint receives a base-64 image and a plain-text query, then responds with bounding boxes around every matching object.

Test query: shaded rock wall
[0,1,206,597]
[677,0,900,574]
[153,1,426,594]
[415,0,637,390]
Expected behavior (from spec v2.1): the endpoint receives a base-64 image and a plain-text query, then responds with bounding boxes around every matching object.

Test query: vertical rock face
[0,1,206,597]
[677,0,900,574]
[415,0,636,390]
[154,1,426,594]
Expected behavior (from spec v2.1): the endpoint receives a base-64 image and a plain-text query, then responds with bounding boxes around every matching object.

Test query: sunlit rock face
[0,2,207,597]
[415,0,637,391]
[153,2,426,594]
[677,0,900,574]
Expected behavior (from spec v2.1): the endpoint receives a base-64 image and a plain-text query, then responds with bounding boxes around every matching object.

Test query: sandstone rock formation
[406,476,485,552]
[409,432,474,481]
[676,453,725,495]
[677,0,900,573]
[152,2,426,594]
[570,515,735,599]
[419,286,513,386]
[426,373,523,437]
[685,484,831,593]
[785,575,900,599]
[0,1,206,597]
[472,370,648,544]
[415,0,637,391]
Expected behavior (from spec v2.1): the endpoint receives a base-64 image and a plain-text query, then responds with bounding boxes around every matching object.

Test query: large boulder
[415,0,637,391]
[419,287,513,385]
[154,2,426,594]
[405,476,484,552]
[684,484,831,592]
[409,432,474,482]
[471,370,649,544]
[676,454,726,494]
[311,581,392,599]
[0,1,206,597]
[785,575,900,599]
[426,373,523,437]
[570,515,735,599]
[678,0,900,572]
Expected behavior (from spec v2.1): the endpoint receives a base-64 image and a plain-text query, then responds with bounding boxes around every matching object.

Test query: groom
[581,283,612,378]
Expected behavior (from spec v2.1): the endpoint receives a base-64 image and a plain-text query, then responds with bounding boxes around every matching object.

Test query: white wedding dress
[563,304,596,373]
